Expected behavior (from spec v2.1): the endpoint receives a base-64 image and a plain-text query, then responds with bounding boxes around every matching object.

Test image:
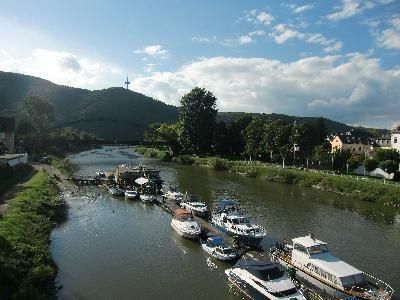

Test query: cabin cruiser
[181,201,209,218]
[124,189,138,199]
[171,209,201,239]
[270,234,394,299]
[211,201,265,248]
[140,194,156,203]
[108,185,124,196]
[164,190,184,204]
[225,259,306,299]
[201,236,238,261]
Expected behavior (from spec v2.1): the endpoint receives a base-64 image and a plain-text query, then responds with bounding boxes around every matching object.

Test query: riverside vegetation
[136,146,400,205]
[0,171,66,299]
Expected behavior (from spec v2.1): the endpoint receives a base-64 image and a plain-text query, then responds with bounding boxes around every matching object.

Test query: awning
[135,177,149,185]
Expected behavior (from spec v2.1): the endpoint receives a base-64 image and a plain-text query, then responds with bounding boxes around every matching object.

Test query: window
[353,148,355,152]
[395,137,398,144]
[359,147,361,151]
[294,243,308,254]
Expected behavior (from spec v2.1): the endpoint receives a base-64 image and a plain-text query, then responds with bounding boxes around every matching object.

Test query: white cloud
[192,36,217,43]
[245,10,274,25]
[134,44,168,58]
[0,48,124,89]
[326,0,362,21]
[292,4,314,14]
[132,54,400,128]
[324,41,343,53]
[270,24,304,44]
[377,17,400,49]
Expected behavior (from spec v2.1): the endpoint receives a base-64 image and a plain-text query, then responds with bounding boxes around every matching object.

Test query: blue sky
[0,0,399,128]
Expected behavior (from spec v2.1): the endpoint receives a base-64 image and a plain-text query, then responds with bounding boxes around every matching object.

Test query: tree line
[145,87,400,175]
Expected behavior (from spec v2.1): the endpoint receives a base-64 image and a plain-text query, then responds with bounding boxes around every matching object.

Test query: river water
[51,146,400,299]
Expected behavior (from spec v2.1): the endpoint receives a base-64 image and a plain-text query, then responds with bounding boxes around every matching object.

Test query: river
[51,146,400,299]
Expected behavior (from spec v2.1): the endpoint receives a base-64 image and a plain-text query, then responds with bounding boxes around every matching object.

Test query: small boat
[270,234,394,299]
[171,209,201,239]
[201,236,238,261]
[165,190,184,204]
[225,259,306,300]
[140,194,156,203]
[108,186,124,196]
[181,201,209,218]
[124,190,138,199]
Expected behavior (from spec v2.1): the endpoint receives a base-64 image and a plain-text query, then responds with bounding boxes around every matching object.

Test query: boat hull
[201,244,237,261]
[171,221,199,239]
[212,222,263,248]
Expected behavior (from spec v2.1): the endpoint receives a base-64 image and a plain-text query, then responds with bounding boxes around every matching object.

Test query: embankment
[135,146,400,205]
[0,170,67,299]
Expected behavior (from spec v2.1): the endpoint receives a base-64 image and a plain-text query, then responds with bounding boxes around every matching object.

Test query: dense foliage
[0,171,64,299]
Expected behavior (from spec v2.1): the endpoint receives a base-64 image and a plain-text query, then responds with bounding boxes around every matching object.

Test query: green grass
[0,165,34,196]
[0,171,65,299]
[136,147,400,205]
[50,156,75,177]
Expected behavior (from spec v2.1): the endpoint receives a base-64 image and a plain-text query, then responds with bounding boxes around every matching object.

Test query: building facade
[391,124,400,153]
[330,133,372,157]
[0,117,15,153]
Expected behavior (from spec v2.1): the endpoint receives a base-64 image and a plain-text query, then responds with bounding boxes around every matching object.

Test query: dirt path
[0,163,76,216]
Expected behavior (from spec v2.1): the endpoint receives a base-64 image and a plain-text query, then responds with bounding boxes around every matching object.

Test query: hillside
[0,71,178,140]
[0,71,388,140]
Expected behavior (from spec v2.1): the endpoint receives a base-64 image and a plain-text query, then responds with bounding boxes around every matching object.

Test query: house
[0,153,28,168]
[0,117,15,153]
[330,132,373,157]
[391,123,400,153]
[373,136,391,149]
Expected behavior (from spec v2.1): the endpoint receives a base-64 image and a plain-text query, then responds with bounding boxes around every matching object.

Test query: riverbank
[0,170,69,299]
[136,146,400,206]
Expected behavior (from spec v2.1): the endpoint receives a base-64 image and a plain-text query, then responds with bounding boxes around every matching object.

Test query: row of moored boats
[167,192,394,300]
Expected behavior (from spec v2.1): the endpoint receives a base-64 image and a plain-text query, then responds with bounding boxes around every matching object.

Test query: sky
[0,0,399,129]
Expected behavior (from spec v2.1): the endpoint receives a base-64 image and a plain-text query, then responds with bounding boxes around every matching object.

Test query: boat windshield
[308,244,329,255]
[248,266,284,281]
[231,217,250,224]
[223,248,236,255]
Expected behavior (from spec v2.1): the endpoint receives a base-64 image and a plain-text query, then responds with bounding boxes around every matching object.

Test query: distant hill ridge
[0,71,388,140]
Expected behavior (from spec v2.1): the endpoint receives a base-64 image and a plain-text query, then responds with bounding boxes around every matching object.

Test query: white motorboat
[124,189,138,199]
[225,259,306,300]
[108,186,124,196]
[165,190,184,204]
[270,234,394,300]
[212,210,265,248]
[171,209,201,239]
[140,194,156,203]
[201,236,238,261]
[181,201,209,218]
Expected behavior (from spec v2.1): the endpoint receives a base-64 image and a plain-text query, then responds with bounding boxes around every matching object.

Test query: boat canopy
[207,236,224,246]
[235,260,284,281]
[135,177,149,185]
[174,209,193,219]
[292,235,327,248]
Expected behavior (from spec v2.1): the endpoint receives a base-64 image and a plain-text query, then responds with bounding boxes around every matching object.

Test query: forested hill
[0,71,387,140]
[0,71,178,140]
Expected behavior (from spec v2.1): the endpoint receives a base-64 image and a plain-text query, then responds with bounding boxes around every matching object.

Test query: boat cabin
[291,235,367,289]
[214,199,240,213]
[174,209,194,221]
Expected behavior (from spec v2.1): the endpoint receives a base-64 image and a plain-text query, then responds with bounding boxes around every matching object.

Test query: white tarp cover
[135,177,149,185]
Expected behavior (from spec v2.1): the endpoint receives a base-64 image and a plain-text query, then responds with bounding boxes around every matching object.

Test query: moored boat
[171,209,201,239]
[201,236,238,261]
[225,259,306,299]
[181,201,209,218]
[165,190,184,204]
[270,234,394,300]
[108,185,124,196]
[124,189,138,199]
[140,194,156,203]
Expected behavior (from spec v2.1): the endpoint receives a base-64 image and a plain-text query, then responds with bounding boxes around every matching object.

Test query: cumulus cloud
[0,48,124,89]
[377,17,400,49]
[244,10,274,25]
[326,0,363,21]
[270,24,304,44]
[132,54,400,128]
[134,44,168,58]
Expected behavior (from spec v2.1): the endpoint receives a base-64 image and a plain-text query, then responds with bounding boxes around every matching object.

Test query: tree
[178,87,217,154]
[243,118,266,160]
[379,160,398,174]
[21,96,54,133]
[364,158,379,172]
[312,143,331,168]
[374,149,400,163]
[0,143,7,155]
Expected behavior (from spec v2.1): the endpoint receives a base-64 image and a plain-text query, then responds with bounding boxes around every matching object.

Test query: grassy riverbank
[50,156,75,177]
[136,146,400,205]
[0,171,66,299]
[0,165,34,196]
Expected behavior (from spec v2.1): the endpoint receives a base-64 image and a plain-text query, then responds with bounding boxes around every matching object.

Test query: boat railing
[346,272,394,299]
